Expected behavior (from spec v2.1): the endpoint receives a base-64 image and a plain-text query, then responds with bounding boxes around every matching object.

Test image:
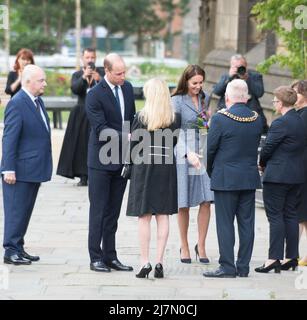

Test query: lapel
[21,90,50,134]
[121,83,130,121]
[37,96,51,132]
[182,94,201,114]
[101,79,122,120]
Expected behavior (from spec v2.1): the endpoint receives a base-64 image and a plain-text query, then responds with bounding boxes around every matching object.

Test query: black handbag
[121,163,132,179]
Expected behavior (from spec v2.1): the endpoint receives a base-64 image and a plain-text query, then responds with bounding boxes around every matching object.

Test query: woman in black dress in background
[5,48,35,98]
[126,78,181,279]
[292,80,307,267]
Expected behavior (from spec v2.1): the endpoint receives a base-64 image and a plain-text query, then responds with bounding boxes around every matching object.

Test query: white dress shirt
[104,75,125,122]
[22,88,49,131]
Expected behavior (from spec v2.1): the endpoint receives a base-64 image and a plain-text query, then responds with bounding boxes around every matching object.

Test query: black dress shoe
[195,244,210,264]
[203,267,236,278]
[236,272,249,277]
[77,176,88,186]
[4,254,32,265]
[21,251,40,262]
[255,260,281,273]
[106,259,133,271]
[180,248,191,264]
[136,263,152,278]
[281,259,298,271]
[154,263,164,278]
[90,261,111,272]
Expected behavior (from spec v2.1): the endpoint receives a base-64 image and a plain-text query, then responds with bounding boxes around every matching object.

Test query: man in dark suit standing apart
[86,53,135,272]
[213,54,268,133]
[57,48,105,186]
[255,86,305,273]
[1,65,52,265]
[204,79,262,278]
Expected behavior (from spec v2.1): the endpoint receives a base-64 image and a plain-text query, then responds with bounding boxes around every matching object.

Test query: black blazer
[207,103,262,191]
[213,70,264,112]
[71,67,105,106]
[297,106,307,176]
[260,109,306,184]
[5,71,21,97]
[85,78,136,171]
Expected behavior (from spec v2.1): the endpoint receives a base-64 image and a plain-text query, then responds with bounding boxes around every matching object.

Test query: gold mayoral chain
[218,108,258,122]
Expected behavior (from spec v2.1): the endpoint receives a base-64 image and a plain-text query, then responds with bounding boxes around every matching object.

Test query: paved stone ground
[0,128,306,300]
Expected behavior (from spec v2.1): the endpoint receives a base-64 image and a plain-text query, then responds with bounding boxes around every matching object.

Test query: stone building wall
[199,0,294,124]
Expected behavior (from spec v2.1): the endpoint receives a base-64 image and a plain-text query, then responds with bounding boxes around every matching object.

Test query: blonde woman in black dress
[126,78,181,278]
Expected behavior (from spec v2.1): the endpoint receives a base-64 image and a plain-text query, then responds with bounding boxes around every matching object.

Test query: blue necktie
[34,98,41,113]
[114,86,121,111]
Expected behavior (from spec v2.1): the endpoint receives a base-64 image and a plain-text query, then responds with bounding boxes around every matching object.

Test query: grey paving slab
[0,128,307,300]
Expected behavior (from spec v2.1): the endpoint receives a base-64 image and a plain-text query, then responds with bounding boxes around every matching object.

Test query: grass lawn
[0,100,145,123]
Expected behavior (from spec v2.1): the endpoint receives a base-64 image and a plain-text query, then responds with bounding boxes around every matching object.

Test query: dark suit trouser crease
[214,190,256,275]
[2,179,40,257]
[263,182,300,260]
[88,168,127,263]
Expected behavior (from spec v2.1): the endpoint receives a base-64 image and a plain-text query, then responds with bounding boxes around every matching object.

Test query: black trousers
[263,182,300,260]
[88,167,127,263]
[214,190,256,275]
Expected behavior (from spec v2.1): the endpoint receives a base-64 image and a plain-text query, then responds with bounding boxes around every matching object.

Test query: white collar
[22,87,38,103]
[104,75,121,91]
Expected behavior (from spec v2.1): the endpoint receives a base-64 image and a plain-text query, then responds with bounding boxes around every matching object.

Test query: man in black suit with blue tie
[204,79,263,278]
[1,65,52,265]
[86,53,135,272]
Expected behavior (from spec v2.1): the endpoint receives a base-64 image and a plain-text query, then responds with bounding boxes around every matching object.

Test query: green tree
[81,0,164,55]
[81,0,105,49]
[158,0,190,55]
[9,0,75,54]
[252,0,307,79]
[121,0,165,55]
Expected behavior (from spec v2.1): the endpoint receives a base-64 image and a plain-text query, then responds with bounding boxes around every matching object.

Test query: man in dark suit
[1,65,52,265]
[204,79,263,278]
[255,86,305,273]
[57,48,104,186]
[86,53,135,272]
[213,54,268,133]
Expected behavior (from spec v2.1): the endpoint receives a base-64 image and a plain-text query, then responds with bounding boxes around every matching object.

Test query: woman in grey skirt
[171,65,214,264]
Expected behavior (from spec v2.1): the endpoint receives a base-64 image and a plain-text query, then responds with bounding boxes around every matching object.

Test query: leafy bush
[38,63,184,97]
[135,62,185,83]
[44,71,71,96]
[10,33,57,55]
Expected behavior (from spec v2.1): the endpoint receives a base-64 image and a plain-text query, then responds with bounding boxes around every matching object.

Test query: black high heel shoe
[195,244,210,264]
[136,263,152,278]
[154,263,164,278]
[281,259,298,271]
[180,249,191,264]
[255,260,281,273]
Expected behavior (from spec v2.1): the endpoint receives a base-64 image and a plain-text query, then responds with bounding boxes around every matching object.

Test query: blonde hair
[139,78,175,131]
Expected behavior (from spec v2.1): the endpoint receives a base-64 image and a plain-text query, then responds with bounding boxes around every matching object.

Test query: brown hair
[291,80,307,98]
[172,64,206,96]
[82,47,96,55]
[172,65,207,111]
[274,86,297,107]
[13,48,35,72]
